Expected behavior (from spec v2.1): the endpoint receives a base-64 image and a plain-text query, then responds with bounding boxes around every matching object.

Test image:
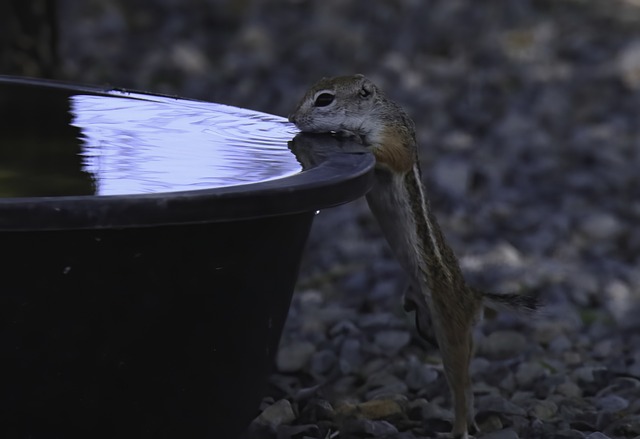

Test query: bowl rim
[0,75,375,230]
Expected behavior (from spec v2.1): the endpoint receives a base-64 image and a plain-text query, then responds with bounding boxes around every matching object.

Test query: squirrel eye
[360,86,371,98]
[314,93,334,107]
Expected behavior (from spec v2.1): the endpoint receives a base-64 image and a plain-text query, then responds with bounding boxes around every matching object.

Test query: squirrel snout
[288,113,297,124]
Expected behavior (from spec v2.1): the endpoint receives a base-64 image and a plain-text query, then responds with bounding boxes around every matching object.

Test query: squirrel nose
[288,113,296,124]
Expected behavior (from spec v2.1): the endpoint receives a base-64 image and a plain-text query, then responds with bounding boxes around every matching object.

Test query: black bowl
[0,76,375,439]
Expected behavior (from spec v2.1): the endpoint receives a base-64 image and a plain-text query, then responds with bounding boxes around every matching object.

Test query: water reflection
[70,91,301,196]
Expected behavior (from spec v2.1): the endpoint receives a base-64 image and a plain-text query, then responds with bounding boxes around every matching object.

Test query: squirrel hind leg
[432,306,476,439]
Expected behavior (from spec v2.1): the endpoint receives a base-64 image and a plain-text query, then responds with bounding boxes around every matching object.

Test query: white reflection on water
[70,91,301,196]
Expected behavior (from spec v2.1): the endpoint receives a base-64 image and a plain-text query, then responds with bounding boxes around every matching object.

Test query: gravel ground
[58,1,640,437]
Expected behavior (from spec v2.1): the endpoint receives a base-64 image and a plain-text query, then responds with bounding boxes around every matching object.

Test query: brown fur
[373,126,415,173]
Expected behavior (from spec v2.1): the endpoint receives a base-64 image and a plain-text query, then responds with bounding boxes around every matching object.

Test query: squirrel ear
[359,77,375,98]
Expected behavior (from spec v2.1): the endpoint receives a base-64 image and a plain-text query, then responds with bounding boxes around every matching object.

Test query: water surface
[0,84,301,197]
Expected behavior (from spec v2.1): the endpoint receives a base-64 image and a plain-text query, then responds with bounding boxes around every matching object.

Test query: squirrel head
[289,74,416,174]
[288,74,383,141]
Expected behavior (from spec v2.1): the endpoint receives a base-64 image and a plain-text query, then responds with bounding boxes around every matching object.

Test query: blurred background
[4,0,640,435]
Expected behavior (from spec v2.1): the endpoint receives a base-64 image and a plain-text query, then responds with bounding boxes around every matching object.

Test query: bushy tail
[472,287,541,314]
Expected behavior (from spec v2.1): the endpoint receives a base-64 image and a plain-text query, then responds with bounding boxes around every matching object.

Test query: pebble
[571,365,604,384]
[595,394,629,413]
[480,429,519,439]
[580,213,622,241]
[365,380,409,401]
[476,394,527,417]
[274,423,319,438]
[329,319,361,337]
[276,341,316,373]
[373,329,411,356]
[253,399,296,428]
[477,413,504,432]
[533,320,575,345]
[618,40,640,88]
[529,399,558,421]
[405,355,439,391]
[515,361,548,387]
[310,349,337,376]
[298,399,334,423]
[359,312,406,330]
[556,380,584,399]
[432,157,471,198]
[339,338,364,374]
[606,414,640,436]
[421,401,454,423]
[554,430,587,439]
[548,335,573,353]
[479,330,528,359]
[341,419,399,436]
[335,399,404,421]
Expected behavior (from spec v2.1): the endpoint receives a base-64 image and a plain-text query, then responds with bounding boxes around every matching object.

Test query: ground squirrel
[289,74,538,438]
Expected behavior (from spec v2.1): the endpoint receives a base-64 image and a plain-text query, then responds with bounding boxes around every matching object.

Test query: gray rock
[276,341,316,373]
[364,373,409,400]
[316,305,358,328]
[432,157,471,198]
[553,430,586,439]
[297,289,324,311]
[329,319,360,337]
[275,423,319,438]
[298,398,334,423]
[476,394,527,417]
[533,320,571,345]
[331,375,360,398]
[339,338,363,374]
[359,312,405,330]
[421,400,454,422]
[560,401,597,425]
[592,339,615,359]
[557,381,584,399]
[405,355,439,391]
[362,358,389,376]
[597,411,616,432]
[335,398,404,421]
[510,391,535,406]
[549,335,573,353]
[479,330,527,359]
[605,414,640,436]
[584,433,612,439]
[515,362,548,388]
[529,399,558,421]
[596,395,629,413]
[254,399,296,428]
[571,366,606,384]
[618,39,640,89]
[499,371,517,393]
[406,398,429,420]
[597,377,640,397]
[341,419,399,437]
[374,329,411,356]
[310,349,337,376]
[477,413,504,432]
[480,429,519,439]
[470,357,491,376]
[580,213,622,241]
